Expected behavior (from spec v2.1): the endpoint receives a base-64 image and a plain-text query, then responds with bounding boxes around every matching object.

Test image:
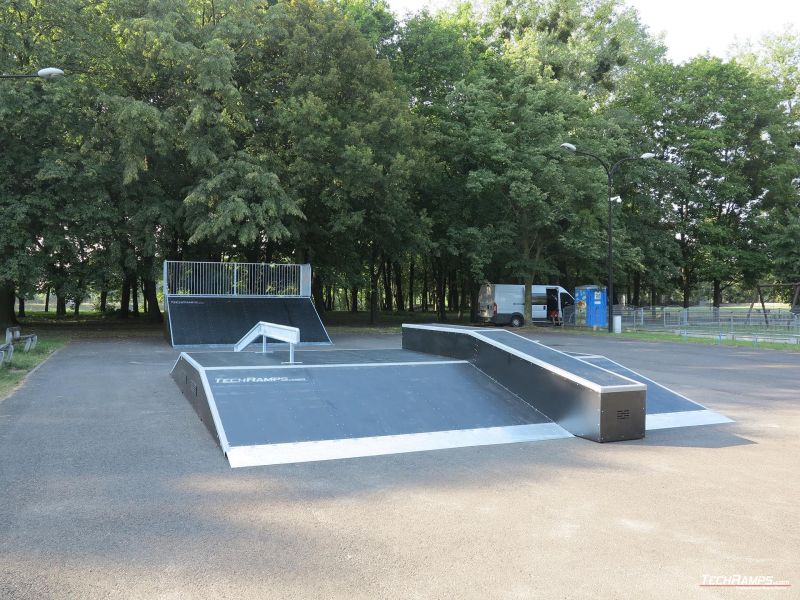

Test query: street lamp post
[560,143,655,333]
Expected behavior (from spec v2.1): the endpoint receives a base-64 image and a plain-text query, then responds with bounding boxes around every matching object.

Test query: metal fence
[616,306,798,332]
[163,261,312,297]
[565,304,800,344]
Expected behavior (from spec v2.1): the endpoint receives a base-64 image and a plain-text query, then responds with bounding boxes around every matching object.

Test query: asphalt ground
[1,328,798,599]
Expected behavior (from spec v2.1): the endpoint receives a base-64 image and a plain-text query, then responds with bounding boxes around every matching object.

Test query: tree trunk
[56,295,67,317]
[435,261,447,321]
[632,271,641,307]
[17,296,25,318]
[312,274,325,314]
[448,271,458,311]
[408,260,415,312]
[381,259,393,312]
[523,276,533,323]
[120,278,131,319]
[682,277,691,309]
[143,278,163,322]
[422,265,429,312]
[469,278,479,323]
[350,286,358,312]
[369,249,379,324]
[458,274,468,319]
[0,284,19,329]
[73,298,80,316]
[650,287,658,317]
[99,290,107,313]
[44,287,50,313]
[712,279,722,308]
[131,276,139,316]
[394,262,404,312]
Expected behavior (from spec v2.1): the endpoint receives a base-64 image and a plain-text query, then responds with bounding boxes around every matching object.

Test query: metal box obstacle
[162,261,330,348]
[171,322,731,468]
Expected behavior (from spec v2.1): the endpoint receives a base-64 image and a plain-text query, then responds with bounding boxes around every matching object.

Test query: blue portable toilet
[575,285,607,328]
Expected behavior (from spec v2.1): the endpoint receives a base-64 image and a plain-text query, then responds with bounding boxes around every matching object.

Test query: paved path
[1,332,798,599]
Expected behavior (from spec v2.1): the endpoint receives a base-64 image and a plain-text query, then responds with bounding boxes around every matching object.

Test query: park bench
[4,327,38,352]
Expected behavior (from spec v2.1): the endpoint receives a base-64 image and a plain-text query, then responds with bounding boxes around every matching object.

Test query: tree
[618,58,798,307]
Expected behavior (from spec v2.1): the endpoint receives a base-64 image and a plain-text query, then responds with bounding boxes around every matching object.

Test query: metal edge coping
[308,297,333,344]
[175,352,232,453]
[646,409,734,430]
[471,333,645,393]
[224,422,574,468]
[477,328,647,389]
[200,360,469,371]
[400,324,645,393]
[171,341,332,349]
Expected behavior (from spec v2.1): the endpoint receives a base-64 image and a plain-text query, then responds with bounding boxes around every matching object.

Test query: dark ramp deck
[172,348,570,467]
[166,296,331,347]
[567,354,733,430]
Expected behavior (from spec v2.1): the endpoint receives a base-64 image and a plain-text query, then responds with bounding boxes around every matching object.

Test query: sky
[386,0,800,63]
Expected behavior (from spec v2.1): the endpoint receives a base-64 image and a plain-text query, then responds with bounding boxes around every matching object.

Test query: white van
[478,284,574,327]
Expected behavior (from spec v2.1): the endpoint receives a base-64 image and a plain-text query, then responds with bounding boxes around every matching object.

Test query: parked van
[478,284,574,327]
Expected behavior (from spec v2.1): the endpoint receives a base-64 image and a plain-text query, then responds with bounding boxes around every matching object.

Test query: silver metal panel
[226,423,573,468]
[647,410,733,430]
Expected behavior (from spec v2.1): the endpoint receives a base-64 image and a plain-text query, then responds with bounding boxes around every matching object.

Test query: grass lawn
[0,334,69,399]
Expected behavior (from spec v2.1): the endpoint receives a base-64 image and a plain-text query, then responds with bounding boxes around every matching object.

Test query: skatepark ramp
[163,261,330,348]
[170,323,731,468]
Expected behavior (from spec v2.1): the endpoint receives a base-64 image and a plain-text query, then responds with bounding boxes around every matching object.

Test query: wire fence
[564,305,800,345]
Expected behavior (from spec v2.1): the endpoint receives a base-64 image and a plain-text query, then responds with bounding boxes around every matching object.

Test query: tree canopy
[1,0,797,327]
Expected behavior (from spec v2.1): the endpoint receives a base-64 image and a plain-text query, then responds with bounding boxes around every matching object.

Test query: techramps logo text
[700,574,791,589]
[215,376,307,384]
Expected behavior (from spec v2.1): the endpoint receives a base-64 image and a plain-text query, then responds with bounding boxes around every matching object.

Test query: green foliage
[0,0,797,328]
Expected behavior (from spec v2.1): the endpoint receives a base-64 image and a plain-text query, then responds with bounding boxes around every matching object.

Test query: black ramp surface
[576,356,705,414]
[167,296,330,346]
[475,330,631,387]
[207,363,550,447]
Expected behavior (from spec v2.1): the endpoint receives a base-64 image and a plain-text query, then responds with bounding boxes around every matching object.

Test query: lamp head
[37,67,64,79]
[560,143,577,152]
[640,152,656,160]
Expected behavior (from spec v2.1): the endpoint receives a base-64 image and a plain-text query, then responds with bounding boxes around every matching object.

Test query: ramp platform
[172,349,570,467]
[170,324,732,468]
[163,261,331,348]
[166,296,330,347]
